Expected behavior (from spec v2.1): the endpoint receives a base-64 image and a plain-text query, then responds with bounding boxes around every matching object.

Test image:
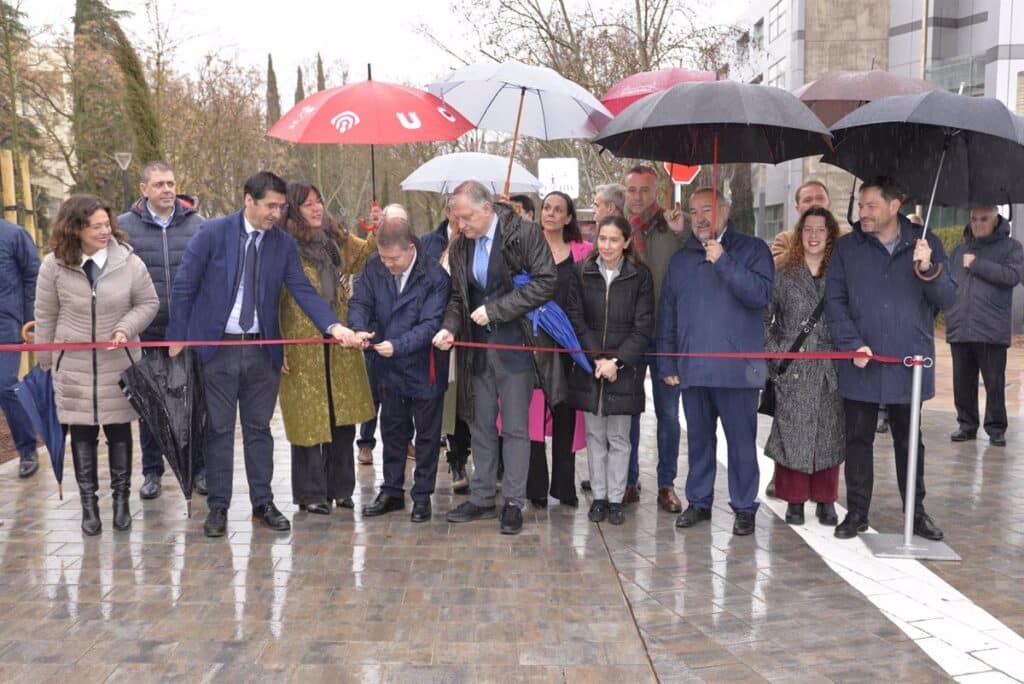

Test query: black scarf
[294,227,342,306]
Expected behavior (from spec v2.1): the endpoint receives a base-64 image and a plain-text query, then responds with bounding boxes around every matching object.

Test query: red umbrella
[601,67,716,116]
[267,65,474,203]
[794,69,935,126]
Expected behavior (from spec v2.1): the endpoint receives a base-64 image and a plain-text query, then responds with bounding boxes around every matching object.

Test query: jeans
[0,349,37,455]
[628,351,681,488]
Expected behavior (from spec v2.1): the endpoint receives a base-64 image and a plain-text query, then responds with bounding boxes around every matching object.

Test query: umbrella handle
[914,138,949,282]
[21,320,34,343]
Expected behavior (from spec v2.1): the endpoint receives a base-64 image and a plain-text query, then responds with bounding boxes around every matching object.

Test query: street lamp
[114,151,133,212]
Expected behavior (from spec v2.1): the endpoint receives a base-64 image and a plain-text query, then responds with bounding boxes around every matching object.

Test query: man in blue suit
[657,188,774,537]
[167,171,355,537]
[349,217,451,522]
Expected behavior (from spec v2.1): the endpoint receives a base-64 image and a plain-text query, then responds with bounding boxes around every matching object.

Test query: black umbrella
[825,90,1024,227]
[593,80,832,235]
[119,350,206,517]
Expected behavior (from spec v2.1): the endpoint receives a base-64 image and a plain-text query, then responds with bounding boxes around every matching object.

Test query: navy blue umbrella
[13,366,67,498]
[512,272,593,373]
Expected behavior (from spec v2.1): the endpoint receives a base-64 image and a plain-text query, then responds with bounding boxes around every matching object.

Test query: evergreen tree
[266,53,281,127]
[316,53,326,91]
[0,1,28,159]
[294,66,305,105]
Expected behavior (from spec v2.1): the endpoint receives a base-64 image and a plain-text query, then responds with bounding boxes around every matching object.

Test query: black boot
[72,440,101,536]
[108,440,133,531]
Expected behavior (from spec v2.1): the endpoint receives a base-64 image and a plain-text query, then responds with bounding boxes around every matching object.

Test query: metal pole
[902,355,924,547]
[921,143,947,240]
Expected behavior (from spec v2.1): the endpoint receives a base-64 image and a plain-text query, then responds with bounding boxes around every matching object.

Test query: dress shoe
[913,512,944,541]
[336,497,355,509]
[622,484,641,504]
[675,505,712,528]
[607,503,626,525]
[815,502,839,526]
[785,503,805,525]
[357,446,374,465]
[834,511,869,539]
[765,474,777,498]
[194,470,208,496]
[299,502,331,515]
[252,502,291,531]
[733,511,756,536]
[657,487,682,513]
[588,499,609,523]
[989,433,1007,447]
[950,429,976,442]
[446,500,498,523]
[449,458,470,493]
[362,493,405,517]
[499,502,523,535]
[411,500,431,523]
[580,479,592,492]
[204,507,227,537]
[530,497,548,509]
[139,474,162,500]
[18,450,39,478]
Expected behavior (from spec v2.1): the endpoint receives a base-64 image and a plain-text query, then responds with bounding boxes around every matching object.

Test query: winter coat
[634,208,686,318]
[565,256,655,415]
[278,230,375,447]
[117,196,203,341]
[763,264,844,473]
[824,215,957,404]
[0,219,39,342]
[420,219,450,262]
[657,222,774,389]
[945,217,1024,346]
[442,204,564,422]
[349,238,452,400]
[34,240,159,425]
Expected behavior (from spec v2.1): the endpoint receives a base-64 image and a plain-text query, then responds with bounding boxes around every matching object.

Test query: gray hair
[376,216,414,248]
[140,160,174,184]
[690,187,731,207]
[451,180,493,210]
[595,183,625,215]
[381,203,408,220]
[970,205,999,215]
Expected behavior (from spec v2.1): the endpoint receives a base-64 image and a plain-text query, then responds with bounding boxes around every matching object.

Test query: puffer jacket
[946,216,1024,346]
[34,240,159,425]
[565,256,655,415]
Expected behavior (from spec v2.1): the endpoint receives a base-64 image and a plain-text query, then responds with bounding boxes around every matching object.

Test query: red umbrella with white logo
[267,65,474,205]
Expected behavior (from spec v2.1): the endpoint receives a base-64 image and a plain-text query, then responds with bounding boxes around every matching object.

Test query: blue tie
[474,235,489,288]
[238,232,259,331]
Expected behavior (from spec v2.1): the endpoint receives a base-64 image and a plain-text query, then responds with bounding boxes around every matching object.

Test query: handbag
[758,297,826,417]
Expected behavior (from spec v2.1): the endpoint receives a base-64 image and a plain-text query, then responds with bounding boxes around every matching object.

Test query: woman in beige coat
[34,195,159,535]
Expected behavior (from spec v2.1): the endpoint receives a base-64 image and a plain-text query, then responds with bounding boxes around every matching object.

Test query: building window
[766,57,786,89]
[765,203,784,237]
[768,1,786,43]
[752,19,764,51]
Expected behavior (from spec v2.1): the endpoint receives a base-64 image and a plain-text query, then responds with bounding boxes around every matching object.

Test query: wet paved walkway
[0,339,1021,682]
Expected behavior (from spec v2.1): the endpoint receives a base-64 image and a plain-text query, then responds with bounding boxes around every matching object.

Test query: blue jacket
[118,195,203,340]
[348,239,451,400]
[825,215,957,403]
[0,219,39,342]
[166,210,339,369]
[420,219,450,262]
[657,222,774,389]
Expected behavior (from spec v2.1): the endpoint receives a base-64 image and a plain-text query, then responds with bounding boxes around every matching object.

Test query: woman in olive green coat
[279,182,375,513]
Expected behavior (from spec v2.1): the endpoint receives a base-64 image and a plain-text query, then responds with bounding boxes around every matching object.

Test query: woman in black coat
[566,215,655,525]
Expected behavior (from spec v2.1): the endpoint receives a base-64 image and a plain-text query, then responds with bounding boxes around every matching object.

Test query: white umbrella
[427,60,612,195]
[400,152,543,195]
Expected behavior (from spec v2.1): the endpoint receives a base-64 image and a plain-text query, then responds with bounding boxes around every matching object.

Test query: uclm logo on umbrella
[331,111,361,133]
[397,112,422,130]
[289,105,318,130]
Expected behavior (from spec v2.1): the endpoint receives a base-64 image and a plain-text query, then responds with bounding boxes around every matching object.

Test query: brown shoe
[357,446,373,466]
[622,484,641,504]
[658,487,682,513]
[765,474,777,498]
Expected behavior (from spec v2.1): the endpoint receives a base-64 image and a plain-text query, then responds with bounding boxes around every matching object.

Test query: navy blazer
[166,210,339,369]
[348,240,451,400]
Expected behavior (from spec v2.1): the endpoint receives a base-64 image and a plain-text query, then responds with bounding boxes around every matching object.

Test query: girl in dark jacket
[566,215,655,525]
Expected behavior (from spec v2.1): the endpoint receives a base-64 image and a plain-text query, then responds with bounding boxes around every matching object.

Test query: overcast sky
[26,0,745,102]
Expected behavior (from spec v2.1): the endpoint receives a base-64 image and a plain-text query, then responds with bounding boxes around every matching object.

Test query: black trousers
[379,387,443,503]
[526,401,577,503]
[843,400,926,518]
[951,342,1008,437]
[445,417,471,470]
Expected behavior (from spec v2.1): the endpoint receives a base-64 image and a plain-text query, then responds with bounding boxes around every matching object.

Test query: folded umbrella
[400,152,543,195]
[13,366,66,498]
[120,350,207,517]
[512,272,592,373]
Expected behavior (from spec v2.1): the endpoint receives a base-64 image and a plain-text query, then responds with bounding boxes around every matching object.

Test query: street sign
[538,157,579,198]
[663,162,701,185]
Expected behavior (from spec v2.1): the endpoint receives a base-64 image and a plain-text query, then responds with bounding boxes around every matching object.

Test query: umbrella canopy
[512,272,593,374]
[794,70,935,126]
[824,90,1024,208]
[428,60,612,140]
[267,79,474,144]
[13,366,66,498]
[593,80,832,165]
[120,350,207,516]
[601,67,716,116]
[400,152,543,195]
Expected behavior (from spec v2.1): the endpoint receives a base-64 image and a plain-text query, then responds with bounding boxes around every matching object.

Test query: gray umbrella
[824,90,1024,219]
[592,80,833,165]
